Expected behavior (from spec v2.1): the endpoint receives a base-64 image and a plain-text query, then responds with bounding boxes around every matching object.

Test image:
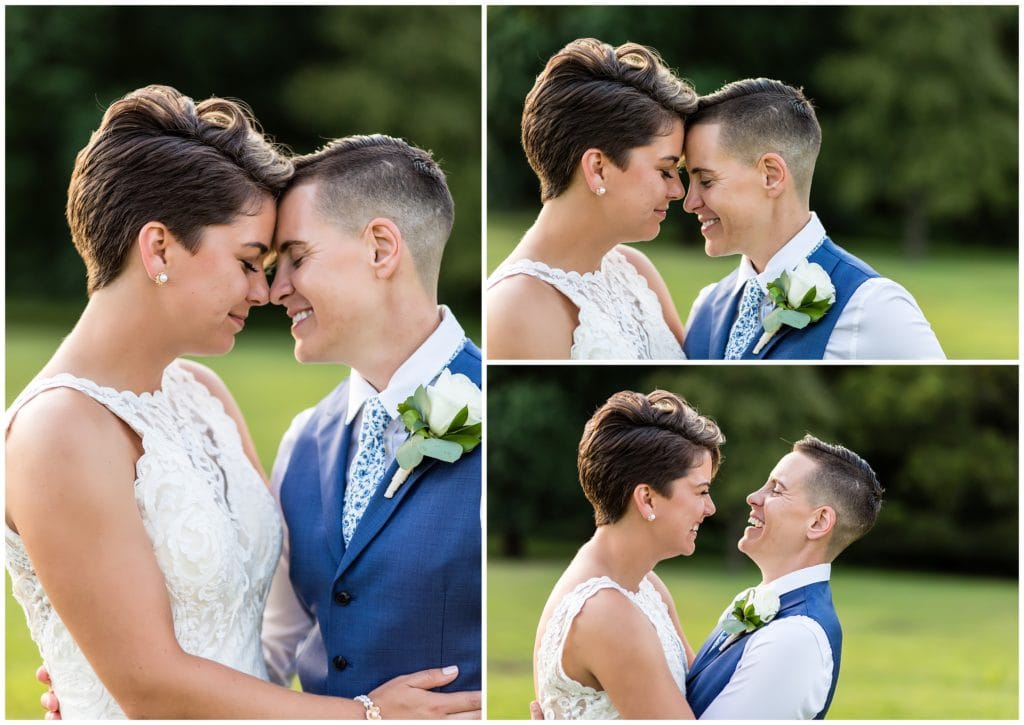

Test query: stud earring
[647,513,656,522]
[595,186,607,196]
[154,272,169,285]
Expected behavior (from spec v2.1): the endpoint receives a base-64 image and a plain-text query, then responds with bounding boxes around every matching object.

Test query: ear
[631,483,656,519]
[807,505,836,542]
[136,221,172,281]
[364,217,402,279]
[759,152,788,198]
[579,148,607,194]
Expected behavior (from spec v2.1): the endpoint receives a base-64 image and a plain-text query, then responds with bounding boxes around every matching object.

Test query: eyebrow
[661,154,681,164]
[244,242,270,254]
[686,165,712,175]
[276,240,306,255]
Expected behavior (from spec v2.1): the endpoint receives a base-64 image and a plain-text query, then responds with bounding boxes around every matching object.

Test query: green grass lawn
[487,558,1018,719]
[488,212,1018,359]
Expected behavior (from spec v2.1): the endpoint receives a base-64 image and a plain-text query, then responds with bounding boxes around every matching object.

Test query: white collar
[345,305,466,424]
[763,563,831,597]
[733,212,828,295]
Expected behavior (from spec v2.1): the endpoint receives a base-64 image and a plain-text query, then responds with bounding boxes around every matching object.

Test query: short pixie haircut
[67,84,293,294]
[794,434,884,557]
[578,390,724,525]
[521,38,698,201]
[289,134,454,294]
[687,78,821,199]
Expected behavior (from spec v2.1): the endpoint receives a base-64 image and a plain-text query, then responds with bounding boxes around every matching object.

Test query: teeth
[690,525,700,532]
[293,310,312,324]
[748,517,764,528]
[701,218,719,231]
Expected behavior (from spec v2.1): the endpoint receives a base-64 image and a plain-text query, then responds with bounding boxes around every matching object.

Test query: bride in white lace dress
[7,86,473,720]
[533,390,724,718]
[487,39,698,360]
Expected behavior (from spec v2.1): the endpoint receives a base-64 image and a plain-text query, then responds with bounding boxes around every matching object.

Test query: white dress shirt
[261,306,467,685]
[700,563,834,720]
[686,213,946,359]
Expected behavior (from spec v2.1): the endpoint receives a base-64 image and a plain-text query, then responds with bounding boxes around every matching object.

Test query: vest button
[334,591,352,606]
[332,656,348,671]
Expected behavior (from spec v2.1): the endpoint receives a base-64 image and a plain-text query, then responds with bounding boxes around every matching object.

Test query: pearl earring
[595,186,606,196]
[647,513,656,522]
[154,272,169,285]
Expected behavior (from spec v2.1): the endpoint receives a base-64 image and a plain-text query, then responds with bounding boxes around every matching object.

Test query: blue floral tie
[724,279,765,360]
[343,396,392,546]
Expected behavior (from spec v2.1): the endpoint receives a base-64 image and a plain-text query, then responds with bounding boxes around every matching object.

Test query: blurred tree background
[6,5,482,328]
[488,365,1018,577]
[488,5,1017,255]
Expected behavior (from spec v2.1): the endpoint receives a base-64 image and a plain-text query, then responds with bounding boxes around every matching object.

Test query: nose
[704,494,717,518]
[269,265,292,307]
[683,180,700,214]
[746,487,765,508]
[667,174,685,201]
[248,271,270,307]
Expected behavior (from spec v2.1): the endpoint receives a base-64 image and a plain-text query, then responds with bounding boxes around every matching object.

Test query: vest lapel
[317,396,355,565]
[710,278,745,358]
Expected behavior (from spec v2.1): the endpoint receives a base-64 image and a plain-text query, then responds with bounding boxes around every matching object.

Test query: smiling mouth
[747,515,764,529]
[700,217,720,232]
[291,309,313,326]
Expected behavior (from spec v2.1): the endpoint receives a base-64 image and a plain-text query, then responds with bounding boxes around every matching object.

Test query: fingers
[441,691,481,716]
[444,709,482,720]
[400,665,461,690]
[41,691,58,713]
[36,665,51,686]
[530,700,544,720]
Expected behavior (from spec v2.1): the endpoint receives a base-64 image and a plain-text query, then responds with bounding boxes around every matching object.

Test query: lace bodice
[4,361,283,719]
[487,249,685,360]
[536,576,688,719]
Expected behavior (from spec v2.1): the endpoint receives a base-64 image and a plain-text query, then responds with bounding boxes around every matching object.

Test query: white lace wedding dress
[487,248,686,360]
[535,576,688,719]
[4,360,283,719]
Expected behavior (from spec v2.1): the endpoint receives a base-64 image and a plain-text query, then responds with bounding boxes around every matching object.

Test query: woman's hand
[36,665,61,720]
[370,666,481,719]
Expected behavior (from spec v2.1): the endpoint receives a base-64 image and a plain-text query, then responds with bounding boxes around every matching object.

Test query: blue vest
[686,581,843,719]
[683,239,879,359]
[278,342,482,697]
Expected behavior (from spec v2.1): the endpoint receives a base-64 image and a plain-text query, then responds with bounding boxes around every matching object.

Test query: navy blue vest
[278,342,482,697]
[686,581,843,719]
[683,239,879,359]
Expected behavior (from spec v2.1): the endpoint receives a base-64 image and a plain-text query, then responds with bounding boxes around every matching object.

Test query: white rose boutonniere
[752,260,837,355]
[384,370,482,499]
[718,585,781,651]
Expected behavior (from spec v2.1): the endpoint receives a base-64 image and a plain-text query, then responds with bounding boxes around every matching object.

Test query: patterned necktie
[342,396,392,546]
[724,278,766,360]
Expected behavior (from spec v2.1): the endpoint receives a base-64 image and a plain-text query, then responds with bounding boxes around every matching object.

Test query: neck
[513,189,622,274]
[584,521,660,591]
[756,553,828,586]
[748,204,812,273]
[351,297,442,392]
[42,286,178,394]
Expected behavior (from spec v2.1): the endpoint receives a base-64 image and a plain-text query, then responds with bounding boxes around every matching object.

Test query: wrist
[355,694,382,720]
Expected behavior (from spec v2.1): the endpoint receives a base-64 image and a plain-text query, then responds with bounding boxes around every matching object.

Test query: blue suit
[278,342,482,697]
[683,239,879,359]
[686,582,843,719]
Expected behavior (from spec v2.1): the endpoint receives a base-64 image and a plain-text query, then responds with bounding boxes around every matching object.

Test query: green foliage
[487,559,1019,719]
[5,5,481,320]
[487,365,1018,574]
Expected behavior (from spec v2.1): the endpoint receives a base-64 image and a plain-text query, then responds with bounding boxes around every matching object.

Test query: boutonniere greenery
[384,370,482,498]
[718,585,781,651]
[753,260,837,354]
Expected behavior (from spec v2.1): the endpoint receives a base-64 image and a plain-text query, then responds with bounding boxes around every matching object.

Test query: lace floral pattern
[487,249,685,360]
[4,361,283,719]
[536,576,688,719]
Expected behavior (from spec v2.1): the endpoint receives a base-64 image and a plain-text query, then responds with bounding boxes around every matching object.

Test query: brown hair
[687,78,821,199]
[578,390,724,525]
[289,134,454,294]
[521,38,698,201]
[794,434,884,557]
[66,85,293,294]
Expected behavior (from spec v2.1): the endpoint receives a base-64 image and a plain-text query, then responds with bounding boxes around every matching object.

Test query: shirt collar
[733,212,827,294]
[345,305,466,424]
[763,562,831,597]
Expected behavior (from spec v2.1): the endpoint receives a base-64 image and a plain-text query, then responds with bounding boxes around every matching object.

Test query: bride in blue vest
[487,39,695,361]
[532,390,883,719]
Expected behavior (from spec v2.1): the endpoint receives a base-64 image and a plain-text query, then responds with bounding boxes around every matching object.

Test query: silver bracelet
[355,694,382,720]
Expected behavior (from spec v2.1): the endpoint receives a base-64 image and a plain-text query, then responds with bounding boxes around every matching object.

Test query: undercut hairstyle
[521,38,698,201]
[289,134,454,294]
[67,84,293,295]
[577,390,724,526]
[794,434,884,557]
[687,78,821,199]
